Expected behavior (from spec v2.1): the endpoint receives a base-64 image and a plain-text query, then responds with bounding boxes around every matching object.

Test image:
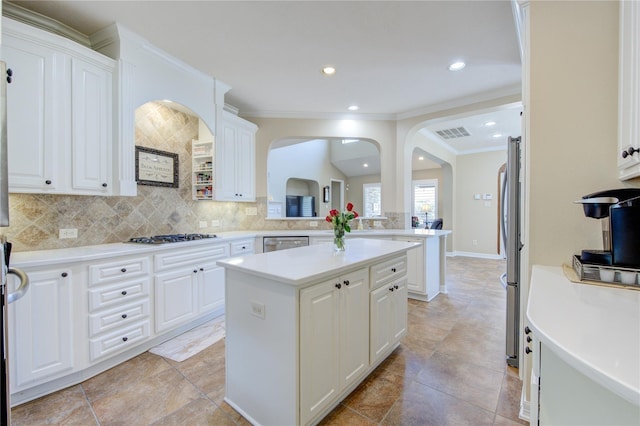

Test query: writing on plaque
[139,152,174,183]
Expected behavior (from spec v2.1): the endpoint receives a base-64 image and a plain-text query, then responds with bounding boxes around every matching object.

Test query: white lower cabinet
[198,261,226,313]
[300,268,369,425]
[9,267,75,391]
[154,268,199,332]
[370,278,407,365]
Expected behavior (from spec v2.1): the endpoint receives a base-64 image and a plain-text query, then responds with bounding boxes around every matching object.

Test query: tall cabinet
[215,110,257,202]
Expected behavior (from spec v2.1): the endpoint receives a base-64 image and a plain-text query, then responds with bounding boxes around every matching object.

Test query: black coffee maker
[576,188,640,267]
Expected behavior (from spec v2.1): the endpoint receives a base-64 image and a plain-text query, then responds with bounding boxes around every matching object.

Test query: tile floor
[11,256,527,425]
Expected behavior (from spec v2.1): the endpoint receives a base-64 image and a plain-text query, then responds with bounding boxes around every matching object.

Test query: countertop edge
[526,265,640,407]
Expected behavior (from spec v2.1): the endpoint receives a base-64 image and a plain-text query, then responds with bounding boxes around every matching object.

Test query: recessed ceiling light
[342,139,359,144]
[418,156,424,161]
[484,121,497,127]
[448,61,466,71]
[492,133,503,138]
[347,105,360,111]
[363,163,369,168]
[322,66,336,75]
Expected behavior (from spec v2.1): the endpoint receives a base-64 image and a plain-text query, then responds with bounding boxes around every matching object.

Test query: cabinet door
[300,279,340,426]
[71,57,112,194]
[235,124,255,200]
[369,284,392,364]
[390,279,408,342]
[9,268,74,391]
[154,268,198,332]
[198,261,225,313]
[339,268,369,390]
[3,35,63,192]
[215,121,238,200]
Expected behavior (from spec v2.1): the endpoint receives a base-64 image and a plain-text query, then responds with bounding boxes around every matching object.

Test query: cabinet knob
[193,269,198,274]
[45,180,52,185]
[525,347,532,354]
[6,68,12,83]
[394,284,399,290]
[199,267,204,271]
[242,246,246,250]
[525,326,531,334]
[121,268,127,273]
[335,283,342,289]
[102,183,108,188]
[121,290,127,296]
[389,287,395,292]
[391,267,396,273]
[344,280,350,286]
[121,314,127,319]
[61,272,68,278]
[122,337,128,342]
[527,336,532,343]
[622,146,639,158]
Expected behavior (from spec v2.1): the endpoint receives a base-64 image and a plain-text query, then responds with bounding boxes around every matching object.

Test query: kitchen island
[217,238,419,426]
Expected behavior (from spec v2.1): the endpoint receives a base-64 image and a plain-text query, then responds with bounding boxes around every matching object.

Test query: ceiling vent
[435,126,471,139]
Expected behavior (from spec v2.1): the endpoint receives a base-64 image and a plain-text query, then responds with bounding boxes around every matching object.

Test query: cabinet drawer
[88,299,150,336]
[89,257,150,286]
[88,277,150,312]
[89,320,150,362]
[231,239,254,256]
[154,244,230,272]
[370,255,407,289]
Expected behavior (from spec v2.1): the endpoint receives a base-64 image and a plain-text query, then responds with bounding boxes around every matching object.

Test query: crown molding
[240,109,396,121]
[3,1,91,47]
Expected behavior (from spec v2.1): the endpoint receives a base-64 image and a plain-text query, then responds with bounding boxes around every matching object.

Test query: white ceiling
[7,0,523,162]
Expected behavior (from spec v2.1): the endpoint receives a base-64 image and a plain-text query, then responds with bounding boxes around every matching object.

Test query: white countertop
[10,229,450,268]
[527,265,640,406]
[217,238,419,286]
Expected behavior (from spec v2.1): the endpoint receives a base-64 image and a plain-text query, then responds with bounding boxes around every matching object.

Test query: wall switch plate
[246,207,258,216]
[250,301,265,319]
[59,228,78,239]
[211,219,220,227]
[309,221,318,227]
[199,221,207,228]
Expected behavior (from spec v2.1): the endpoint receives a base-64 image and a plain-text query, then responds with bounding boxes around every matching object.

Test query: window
[363,183,381,217]
[413,179,438,228]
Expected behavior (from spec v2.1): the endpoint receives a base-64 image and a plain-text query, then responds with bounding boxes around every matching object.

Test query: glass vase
[334,227,346,252]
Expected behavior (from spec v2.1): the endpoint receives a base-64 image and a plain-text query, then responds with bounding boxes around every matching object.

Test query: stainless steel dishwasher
[263,236,309,252]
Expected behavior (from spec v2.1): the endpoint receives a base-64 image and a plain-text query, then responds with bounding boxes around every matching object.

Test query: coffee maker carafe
[576,188,640,267]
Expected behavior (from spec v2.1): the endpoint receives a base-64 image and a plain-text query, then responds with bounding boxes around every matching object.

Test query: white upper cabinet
[215,110,257,202]
[618,1,640,180]
[2,18,115,195]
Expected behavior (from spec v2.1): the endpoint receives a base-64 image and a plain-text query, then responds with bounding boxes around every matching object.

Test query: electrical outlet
[373,221,382,228]
[309,221,318,227]
[199,221,207,228]
[59,228,78,239]
[211,219,220,227]
[472,239,478,246]
[245,207,258,216]
[250,301,265,319]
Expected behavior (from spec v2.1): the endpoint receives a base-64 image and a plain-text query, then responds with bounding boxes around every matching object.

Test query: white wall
[454,150,506,255]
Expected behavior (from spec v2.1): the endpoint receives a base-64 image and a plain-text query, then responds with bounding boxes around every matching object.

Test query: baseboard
[519,393,531,422]
[448,251,504,260]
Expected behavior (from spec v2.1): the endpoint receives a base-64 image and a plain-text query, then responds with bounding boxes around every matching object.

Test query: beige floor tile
[381,380,496,426]
[342,368,409,423]
[90,368,202,425]
[10,385,97,426]
[318,403,378,425]
[150,396,236,426]
[496,372,529,424]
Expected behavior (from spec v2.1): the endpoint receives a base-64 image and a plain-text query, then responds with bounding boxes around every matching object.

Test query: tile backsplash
[5,103,397,252]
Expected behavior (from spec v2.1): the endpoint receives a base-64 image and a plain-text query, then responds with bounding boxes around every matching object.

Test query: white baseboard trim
[520,394,531,422]
[448,251,504,260]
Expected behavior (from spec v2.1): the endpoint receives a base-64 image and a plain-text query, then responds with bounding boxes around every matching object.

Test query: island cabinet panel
[300,268,369,426]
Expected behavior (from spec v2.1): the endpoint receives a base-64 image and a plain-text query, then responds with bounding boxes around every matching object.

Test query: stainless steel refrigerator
[0,60,29,425]
[501,136,522,368]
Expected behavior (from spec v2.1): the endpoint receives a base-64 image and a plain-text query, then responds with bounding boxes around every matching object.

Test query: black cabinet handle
[242,246,246,250]
[121,290,127,296]
[200,267,204,271]
[121,268,127,273]
[45,180,52,185]
[525,326,531,334]
[526,336,532,343]
[344,280,350,286]
[122,337,128,342]
[394,284,399,290]
[102,183,108,188]
[61,272,68,278]
[622,147,639,158]
[525,347,532,354]
[121,314,127,319]
[6,68,12,84]
[391,267,396,273]
[335,283,342,289]
[389,287,395,292]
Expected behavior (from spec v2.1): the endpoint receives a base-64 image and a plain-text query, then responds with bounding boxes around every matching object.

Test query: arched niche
[267,137,381,219]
